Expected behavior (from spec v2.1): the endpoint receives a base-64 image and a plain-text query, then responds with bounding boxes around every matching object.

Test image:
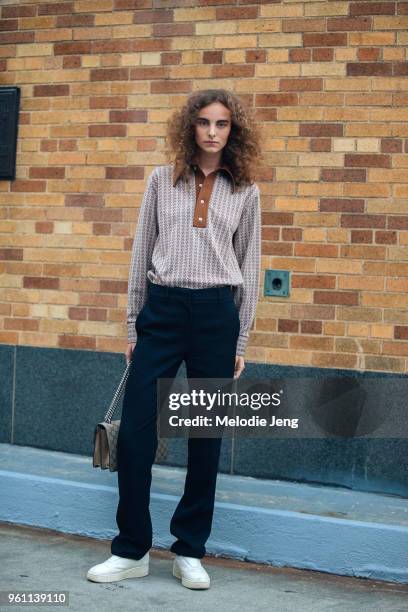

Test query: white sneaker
[86,552,149,583]
[172,554,210,589]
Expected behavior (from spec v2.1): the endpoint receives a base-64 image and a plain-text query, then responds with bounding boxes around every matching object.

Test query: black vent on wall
[0,86,21,180]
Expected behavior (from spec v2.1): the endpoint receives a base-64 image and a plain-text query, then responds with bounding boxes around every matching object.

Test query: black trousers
[111,279,240,560]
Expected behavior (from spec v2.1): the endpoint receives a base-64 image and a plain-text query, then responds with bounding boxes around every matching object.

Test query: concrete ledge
[1,443,407,584]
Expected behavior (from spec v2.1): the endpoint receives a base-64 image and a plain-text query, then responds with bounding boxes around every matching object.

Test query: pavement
[2,443,408,586]
[1,521,408,612]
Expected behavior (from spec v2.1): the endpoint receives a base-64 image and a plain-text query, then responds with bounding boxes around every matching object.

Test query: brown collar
[173,160,236,194]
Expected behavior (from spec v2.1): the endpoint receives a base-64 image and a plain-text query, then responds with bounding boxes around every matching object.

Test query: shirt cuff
[236,333,248,356]
[127,322,137,344]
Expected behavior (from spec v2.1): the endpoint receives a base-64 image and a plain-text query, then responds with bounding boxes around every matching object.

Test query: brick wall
[1,1,408,373]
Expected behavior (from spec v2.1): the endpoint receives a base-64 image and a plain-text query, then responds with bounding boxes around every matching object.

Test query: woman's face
[194,102,232,156]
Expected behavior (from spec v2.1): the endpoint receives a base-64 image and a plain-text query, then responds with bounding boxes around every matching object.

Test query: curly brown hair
[164,89,264,191]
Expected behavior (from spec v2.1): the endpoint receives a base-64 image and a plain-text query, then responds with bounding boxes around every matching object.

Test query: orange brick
[312,353,357,369]
[348,323,370,337]
[324,321,345,336]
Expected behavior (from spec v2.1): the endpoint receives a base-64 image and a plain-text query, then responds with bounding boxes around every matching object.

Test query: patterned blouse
[127,161,261,356]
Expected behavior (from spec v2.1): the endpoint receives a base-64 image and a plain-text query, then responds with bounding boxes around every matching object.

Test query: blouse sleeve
[231,183,261,356]
[127,168,159,343]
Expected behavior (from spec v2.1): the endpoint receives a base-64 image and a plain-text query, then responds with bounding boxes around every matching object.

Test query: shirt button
[200,199,204,203]
[198,183,202,187]
[198,217,203,221]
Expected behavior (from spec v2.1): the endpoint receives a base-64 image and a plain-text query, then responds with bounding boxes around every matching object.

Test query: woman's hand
[234,355,245,379]
[126,342,136,364]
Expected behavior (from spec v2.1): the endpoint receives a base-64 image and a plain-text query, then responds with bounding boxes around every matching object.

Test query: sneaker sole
[87,564,149,583]
[172,562,210,590]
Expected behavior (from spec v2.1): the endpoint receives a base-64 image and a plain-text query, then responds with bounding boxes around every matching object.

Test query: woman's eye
[197,120,227,127]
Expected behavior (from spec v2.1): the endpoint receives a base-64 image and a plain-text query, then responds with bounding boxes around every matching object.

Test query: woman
[87,88,262,590]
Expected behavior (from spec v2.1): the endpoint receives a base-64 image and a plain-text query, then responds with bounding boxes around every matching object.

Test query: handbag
[92,355,168,471]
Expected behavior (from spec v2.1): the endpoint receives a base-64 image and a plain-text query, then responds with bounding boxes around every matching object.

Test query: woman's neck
[192,150,223,174]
